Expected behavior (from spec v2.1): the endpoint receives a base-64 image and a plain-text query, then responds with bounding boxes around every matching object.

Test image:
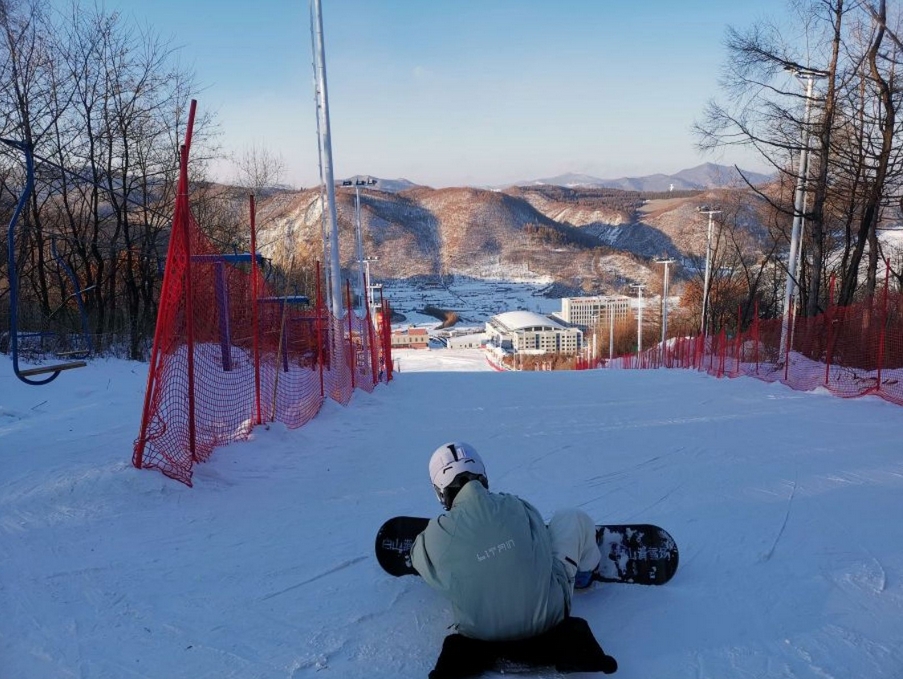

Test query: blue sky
[68,1,789,188]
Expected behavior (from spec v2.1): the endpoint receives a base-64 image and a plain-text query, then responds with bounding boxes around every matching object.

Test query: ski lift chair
[3,138,90,385]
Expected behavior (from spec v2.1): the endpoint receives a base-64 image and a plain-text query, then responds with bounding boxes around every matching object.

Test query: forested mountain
[251,182,769,299]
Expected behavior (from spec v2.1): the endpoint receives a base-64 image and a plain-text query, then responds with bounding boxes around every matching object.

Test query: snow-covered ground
[2,349,903,678]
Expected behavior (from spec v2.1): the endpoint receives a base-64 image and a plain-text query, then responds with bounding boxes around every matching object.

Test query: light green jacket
[411,481,569,641]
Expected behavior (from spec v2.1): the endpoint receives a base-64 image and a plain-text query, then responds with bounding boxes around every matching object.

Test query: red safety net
[609,270,903,408]
[133,105,389,486]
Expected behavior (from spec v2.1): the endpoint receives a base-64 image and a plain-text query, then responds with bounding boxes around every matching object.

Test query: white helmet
[429,442,489,510]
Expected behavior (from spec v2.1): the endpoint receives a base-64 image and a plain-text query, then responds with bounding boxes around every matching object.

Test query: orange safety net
[610,274,903,408]
[133,142,388,486]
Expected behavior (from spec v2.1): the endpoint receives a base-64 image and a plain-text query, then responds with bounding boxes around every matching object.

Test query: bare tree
[232,142,287,193]
[834,0,903,303]
[0,0,61,318]
[697,0,903,314]
[1,0,209,359]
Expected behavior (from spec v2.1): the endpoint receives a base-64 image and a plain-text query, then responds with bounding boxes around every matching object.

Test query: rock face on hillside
[253,183,766,295]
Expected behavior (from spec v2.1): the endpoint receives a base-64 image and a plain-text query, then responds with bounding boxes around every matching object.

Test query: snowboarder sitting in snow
[411,442,617,677]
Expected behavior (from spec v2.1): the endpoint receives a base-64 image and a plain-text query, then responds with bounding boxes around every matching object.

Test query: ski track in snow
[2,351,903,678]
[260,556,370,601]
[760,477,797,563]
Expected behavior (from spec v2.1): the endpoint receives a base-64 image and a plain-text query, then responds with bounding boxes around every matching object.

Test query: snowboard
[375,516,679,585]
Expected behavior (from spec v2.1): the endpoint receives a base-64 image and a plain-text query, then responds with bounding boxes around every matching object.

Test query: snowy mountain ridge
[518,162,773,191]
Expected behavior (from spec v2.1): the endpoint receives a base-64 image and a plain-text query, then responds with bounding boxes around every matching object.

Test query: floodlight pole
[698,209,721,338]
[631,284,646,355]
[311,0,342,319]
[354,186,366,315]
[779,67,823,362]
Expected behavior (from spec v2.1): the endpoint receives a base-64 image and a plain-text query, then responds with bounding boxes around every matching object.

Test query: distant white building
[554,295,632,328]
[446,333,487,350]
[485,310,582,355]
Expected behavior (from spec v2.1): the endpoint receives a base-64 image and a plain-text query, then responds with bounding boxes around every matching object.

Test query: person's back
[407,441,614,677]
[412,480,568,641]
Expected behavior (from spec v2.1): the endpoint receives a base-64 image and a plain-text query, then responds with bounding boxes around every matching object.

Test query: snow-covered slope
[2,351,902,678]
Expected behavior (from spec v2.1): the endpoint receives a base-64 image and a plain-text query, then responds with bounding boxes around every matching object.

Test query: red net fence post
[345,281,356,391]
[381,300,394,382]
[754,301,760,375]
[716,328,726,378]
[731,305,742,378]
[133,102,199,485]
[824,274,835,386]
[365,288,379,386]
[875,260,890,396]
[179,144,199,464]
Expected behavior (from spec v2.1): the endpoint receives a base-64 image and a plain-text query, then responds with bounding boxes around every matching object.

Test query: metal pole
[780,71,818,362]
[354,186,366,316]
[364,255,379,320]
[609,303,614,361]
[308,4,331,316]
[698,209,720,337]
[656,258,674,346]
[702,213,713,335]
[631,284,645,355]
[311,0,343,319]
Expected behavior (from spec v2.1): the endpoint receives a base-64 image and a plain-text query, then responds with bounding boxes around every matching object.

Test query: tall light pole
[310,0,342,319]
[697,208,721,337]
[656,258,675,348]
[779,66,826,362]
[354,185,367,316]
[631,284,645,354]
